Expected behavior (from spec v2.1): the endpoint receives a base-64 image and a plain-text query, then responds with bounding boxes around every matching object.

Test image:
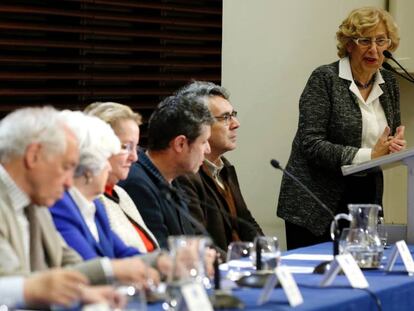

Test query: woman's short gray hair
[59,110,120,177]
[0,106,68,163]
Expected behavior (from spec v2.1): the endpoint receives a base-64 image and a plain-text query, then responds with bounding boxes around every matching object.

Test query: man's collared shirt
[203,158,225,190]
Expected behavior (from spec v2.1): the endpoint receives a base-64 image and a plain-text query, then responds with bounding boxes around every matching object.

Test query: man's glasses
[214,111,238,124]
[119,142,137,154]
[352,37,391,48]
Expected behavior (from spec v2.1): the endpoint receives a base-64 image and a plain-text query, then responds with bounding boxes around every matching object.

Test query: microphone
[161,186,244,309]
[178,185,281,289]
[382,50,414,83]
[270,159,341,274]
[270,159,335,221]
[382,62,412,81]
[161,186,210,237]
[382,62,414,83]
[178,188,265,263]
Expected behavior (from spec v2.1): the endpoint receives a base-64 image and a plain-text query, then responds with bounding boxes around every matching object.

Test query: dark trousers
[285,171,383,250]
[285,221,332,250]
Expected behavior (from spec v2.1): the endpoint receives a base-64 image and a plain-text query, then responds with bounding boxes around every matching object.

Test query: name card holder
[82,303,112,311]
[320,254,369,289]
[257,266,303,307]
[385,240,414,275]
[181,283,214,311]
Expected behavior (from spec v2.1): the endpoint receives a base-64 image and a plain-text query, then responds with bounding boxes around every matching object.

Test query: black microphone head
[270,159,281,170]
[383,50,392,58]
[382,62,394,70]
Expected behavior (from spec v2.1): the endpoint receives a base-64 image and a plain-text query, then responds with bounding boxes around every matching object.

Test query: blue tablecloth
[149,242,414,311]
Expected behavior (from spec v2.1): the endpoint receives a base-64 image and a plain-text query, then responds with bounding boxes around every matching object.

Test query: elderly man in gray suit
[0,107,155,308]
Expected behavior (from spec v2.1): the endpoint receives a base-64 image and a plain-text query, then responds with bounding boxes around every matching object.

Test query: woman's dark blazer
[277,60,401,236]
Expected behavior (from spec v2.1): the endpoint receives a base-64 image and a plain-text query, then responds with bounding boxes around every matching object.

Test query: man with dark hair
[176,81,263,252]
[119,95,214,248]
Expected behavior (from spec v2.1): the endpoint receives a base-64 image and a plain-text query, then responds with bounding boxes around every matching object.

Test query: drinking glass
[253,236,281,271]
[225,241,253,281]
[0,304,10,311]
[115,284,147,311]
[377,218,388,248]
[164,236,212,311]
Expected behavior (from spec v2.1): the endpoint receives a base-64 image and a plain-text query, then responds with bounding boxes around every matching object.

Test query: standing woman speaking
[277,7,406,250]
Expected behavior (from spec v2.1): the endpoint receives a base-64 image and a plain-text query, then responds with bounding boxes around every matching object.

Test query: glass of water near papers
[116,283,147,311]
[225,241,254,281]
[253,236,281,271]
[164,236,212,311]
[377,217,388,248]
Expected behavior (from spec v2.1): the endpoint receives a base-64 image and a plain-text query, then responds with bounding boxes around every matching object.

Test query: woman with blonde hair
[277,7,406,249]
[85,102,159,253]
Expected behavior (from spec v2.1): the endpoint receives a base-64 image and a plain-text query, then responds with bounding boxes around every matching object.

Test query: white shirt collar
[69,187,99,241]
[204,158,224,178]
[339,57,385,104]
[69,187,97,227]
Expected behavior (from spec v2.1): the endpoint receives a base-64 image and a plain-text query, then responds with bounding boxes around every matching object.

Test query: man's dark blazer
[118,149,196,249]
[177,157,263,252]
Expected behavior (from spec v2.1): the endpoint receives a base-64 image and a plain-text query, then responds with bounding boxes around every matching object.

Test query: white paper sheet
[282,254,334,261]
[284,266,315,274]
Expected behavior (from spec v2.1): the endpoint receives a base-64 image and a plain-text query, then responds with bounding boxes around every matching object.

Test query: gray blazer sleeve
[298,66,359,171]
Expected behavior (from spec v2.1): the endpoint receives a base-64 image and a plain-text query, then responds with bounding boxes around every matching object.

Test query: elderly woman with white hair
[50,111,141,260]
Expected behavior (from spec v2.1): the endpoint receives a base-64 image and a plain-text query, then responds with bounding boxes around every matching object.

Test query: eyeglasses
[352,37,391,48]
[214,111,238,124]
[119,142,137,154]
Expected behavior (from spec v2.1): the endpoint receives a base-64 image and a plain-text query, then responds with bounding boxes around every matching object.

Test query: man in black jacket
[176,82,263,253]
[119,94,214,249]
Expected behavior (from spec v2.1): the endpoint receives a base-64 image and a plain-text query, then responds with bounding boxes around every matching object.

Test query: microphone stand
[270,159,342,274]
[162,187,244,309]
[382,62,414,84]
[179,189,277,288]
[383,50,414,82]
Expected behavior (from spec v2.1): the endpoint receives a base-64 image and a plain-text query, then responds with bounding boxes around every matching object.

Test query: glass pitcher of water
[332,204,383,268]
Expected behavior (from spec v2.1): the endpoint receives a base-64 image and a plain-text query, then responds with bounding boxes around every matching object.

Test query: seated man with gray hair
[176,81,263,252]
[0,107,125,308]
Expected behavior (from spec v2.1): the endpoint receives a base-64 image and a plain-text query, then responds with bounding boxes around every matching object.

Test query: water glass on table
[115,284,147,311]
[253,236,281,271]
[377,219,388,248]
[225,241,254,281]
[163,236,212,311]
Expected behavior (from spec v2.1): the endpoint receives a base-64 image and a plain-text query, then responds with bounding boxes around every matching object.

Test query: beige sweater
[99,185,159,253]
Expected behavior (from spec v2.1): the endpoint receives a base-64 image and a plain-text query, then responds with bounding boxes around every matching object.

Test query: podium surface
[341,147,414,243]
